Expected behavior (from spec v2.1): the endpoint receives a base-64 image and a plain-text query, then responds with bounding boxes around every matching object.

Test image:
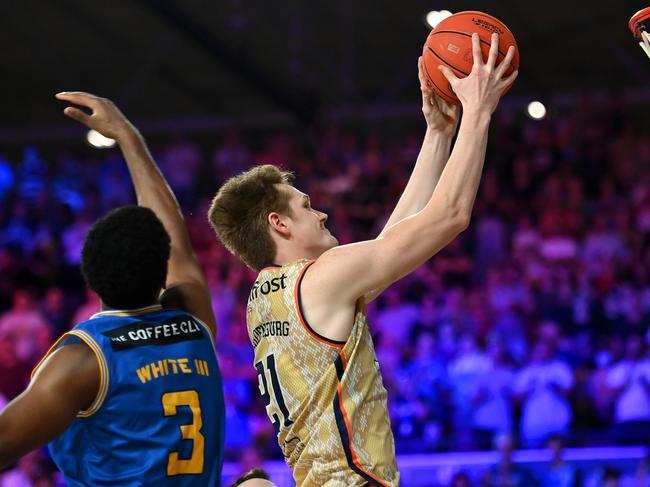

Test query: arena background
[2,1,650,485]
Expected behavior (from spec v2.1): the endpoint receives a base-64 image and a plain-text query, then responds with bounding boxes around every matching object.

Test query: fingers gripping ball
[422,11,520,105]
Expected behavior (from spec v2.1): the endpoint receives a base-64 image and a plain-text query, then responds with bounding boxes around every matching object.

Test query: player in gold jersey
[209,34,517,486]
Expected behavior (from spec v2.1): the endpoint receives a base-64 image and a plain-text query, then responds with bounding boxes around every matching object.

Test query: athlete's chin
[314,236,338,256]
[327,234,339,248]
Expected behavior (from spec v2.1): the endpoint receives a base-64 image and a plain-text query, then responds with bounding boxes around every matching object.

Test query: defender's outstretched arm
[55,92,216,337]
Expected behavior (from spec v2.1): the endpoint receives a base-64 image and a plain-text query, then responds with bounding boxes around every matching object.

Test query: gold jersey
[246,259,399,487]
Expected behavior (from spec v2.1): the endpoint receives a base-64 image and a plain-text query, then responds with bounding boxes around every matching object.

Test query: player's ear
[268,212,290,237]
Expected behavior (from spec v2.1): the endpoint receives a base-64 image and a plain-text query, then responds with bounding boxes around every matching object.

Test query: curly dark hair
[81,206,171,310]
[230,468,271,487]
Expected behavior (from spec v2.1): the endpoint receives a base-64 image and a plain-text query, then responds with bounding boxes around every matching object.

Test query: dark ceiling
[2,0,650,136]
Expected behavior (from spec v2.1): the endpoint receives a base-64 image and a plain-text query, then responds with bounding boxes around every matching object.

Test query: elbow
[447,208,472,234]
[456,212,471,233]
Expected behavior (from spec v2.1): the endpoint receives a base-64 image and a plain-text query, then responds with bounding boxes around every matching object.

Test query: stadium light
[526,101,546,120]
[86,129,116,149]
[425,10,452,29]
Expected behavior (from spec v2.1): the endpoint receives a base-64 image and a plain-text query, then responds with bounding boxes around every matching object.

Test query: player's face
[280,184,338,256]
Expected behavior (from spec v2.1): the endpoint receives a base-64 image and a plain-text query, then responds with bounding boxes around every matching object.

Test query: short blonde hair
[208,165,294,270]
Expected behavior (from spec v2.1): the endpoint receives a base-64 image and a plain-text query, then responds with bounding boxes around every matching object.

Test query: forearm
[0,398,66,470]
[0,398,34,468]
[426,111,491,219]
[117,130,187,241]
[0,433,26,471]
[381,128,452,234]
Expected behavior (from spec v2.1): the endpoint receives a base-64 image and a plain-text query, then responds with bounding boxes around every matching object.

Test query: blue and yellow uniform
[32,304,224,487]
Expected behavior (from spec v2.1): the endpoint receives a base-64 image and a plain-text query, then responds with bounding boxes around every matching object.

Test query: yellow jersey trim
[69,330,110,418]
[31,332,74,380]
[30,330,110,419]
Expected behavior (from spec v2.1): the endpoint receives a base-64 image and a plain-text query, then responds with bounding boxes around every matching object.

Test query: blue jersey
[32,305,224,486]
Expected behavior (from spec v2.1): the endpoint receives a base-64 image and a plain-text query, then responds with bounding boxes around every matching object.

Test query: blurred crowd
[1,95,650,485]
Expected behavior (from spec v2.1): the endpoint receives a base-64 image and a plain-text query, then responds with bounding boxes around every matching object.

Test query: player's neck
[99,300,160,312]
[272,245,320,267]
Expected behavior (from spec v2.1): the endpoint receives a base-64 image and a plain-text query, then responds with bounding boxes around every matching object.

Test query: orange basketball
[422,11,520,105]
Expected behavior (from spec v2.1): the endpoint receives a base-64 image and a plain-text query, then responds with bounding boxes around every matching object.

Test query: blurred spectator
[451,471,474,487]
[375,287,420,347]
[61,212,92,267]
[17,147,46,202]
[514,340,574,447]
[480,434,538,487]
[582,215,629,275]
[448,334,490,449]
[606,334,650,444]
[0,290,50,362]
[40,287,69,336]
[472,338,515,449]
[636,453,650,487]
[72,289,101,324]
[0,334,35,402]
[159,134,202,205]
[0,156,14,202]
[602,467,622,487]
[538,435,581,487]
[212,130,251,180]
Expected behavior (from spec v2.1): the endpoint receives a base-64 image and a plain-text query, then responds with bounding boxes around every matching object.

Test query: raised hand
[418,57,459,136]
[55,92,135,141]
[439,33,518,115]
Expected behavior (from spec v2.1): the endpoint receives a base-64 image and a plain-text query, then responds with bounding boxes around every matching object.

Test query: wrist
[115,122,142,145]
[460,109,492,128]
[425,124,455,139]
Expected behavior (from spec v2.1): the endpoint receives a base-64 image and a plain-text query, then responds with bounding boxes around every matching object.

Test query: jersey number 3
[256,354,293,432]
[162,390,204,475]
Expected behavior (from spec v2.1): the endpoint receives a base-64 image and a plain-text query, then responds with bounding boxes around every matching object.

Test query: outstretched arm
[303,34,517,341]
[55,93,216,337]
[378,57,459,236]
[364,58,459,301]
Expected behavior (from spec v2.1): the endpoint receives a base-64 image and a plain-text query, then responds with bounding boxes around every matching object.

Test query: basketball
[422,11,520,105]
[629,7,650,38]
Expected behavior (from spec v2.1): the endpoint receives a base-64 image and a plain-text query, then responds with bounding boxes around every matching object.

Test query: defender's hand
[55,91,136,142]
[418,56,459,136]
[439,33,518,116]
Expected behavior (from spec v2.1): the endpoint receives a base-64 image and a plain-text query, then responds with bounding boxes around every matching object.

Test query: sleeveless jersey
[246,260,399,487]
[32,305,224,487]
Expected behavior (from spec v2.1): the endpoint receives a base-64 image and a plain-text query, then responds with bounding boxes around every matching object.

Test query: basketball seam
[430,30,518,72]
[422,56,458,104]
[425,46,469,77]
[440,11,514,37]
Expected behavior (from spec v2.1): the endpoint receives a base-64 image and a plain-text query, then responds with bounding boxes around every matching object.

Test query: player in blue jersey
[0,93,225,486]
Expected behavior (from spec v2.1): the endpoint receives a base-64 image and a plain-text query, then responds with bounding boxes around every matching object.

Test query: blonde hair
[208,165,294,270]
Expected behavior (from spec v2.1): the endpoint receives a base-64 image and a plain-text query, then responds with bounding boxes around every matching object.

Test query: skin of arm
[54,92,216,337]
[362,59,459,302]
[302,33,518,341]
[378,57,459,236]
[0,344,99,469]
